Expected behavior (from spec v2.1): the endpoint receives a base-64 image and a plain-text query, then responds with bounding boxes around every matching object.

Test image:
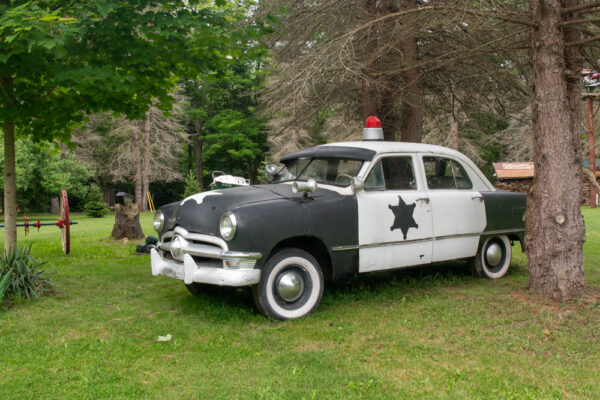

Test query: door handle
[416,197,430,204]
[471,196,483,202]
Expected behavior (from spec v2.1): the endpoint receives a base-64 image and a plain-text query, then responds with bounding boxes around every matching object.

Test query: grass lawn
[1,209,599,399]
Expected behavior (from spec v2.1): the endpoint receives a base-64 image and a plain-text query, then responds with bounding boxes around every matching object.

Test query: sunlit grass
[0,209,599,399]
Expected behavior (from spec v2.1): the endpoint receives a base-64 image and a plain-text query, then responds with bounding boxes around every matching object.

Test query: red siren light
[365,116,381,128]
[362,115,384,141]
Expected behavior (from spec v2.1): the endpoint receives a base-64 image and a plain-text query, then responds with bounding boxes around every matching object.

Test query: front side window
[423,156,472,190]
[365,156,417,191]
[271,157,363,186]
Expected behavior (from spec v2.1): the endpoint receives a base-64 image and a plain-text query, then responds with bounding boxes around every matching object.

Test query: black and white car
[150,117,526,320]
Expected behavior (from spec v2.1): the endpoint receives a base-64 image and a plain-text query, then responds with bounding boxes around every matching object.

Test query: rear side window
[365,156,417,191]
[423,157,472,190]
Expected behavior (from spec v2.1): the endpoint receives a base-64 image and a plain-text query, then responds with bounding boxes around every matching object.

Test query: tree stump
[111,203,145,240]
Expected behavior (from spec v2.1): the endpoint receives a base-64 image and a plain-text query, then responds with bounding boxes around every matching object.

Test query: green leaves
[0,244,55,303]
[0,136,91,211]
[0,0,234,139]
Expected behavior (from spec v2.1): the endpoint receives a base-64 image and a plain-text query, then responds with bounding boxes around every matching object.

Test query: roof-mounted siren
[362,116,384,141]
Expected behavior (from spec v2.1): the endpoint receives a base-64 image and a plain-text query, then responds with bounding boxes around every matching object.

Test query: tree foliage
[1,0,233,249]
[185,21,271,187]
[0,137,90,211]
[84,184,109,218]
[0,0,228,138]
[182,170,201,199]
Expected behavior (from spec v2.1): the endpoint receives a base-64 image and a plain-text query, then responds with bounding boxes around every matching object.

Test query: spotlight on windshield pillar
[362,116,384,141]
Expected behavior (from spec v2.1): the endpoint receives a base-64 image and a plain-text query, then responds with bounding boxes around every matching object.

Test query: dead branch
[562,1,600,14]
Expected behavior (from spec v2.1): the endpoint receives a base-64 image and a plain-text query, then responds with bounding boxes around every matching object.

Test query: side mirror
[351,177,365,194]
[265,164,278,181]
[292,178,318,195]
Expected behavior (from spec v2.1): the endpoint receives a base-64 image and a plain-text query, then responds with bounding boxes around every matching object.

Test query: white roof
[324,141,467,158]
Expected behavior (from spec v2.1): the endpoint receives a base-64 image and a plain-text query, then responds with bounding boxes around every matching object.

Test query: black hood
[174,183,340,235]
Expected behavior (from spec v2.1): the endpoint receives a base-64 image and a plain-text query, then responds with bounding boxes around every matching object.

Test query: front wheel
[471,235,512,279]
[252,248,324,320]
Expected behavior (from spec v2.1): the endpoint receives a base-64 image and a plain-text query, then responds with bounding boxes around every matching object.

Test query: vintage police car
[150,117,526,320]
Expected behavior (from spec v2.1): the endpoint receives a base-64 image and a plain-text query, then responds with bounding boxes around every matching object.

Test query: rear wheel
[471,235,512,279]
[252,248,324,320]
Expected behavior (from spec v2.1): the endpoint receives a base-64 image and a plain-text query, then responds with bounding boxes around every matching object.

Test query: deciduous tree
[0,0,228,251]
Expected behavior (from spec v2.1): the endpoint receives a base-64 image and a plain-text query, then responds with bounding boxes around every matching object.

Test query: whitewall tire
[252,248,324,320]
[472,235,512,279]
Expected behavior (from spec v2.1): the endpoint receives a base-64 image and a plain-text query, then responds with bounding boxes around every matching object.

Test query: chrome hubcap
[486,243,503,267]
[277,270,304,302]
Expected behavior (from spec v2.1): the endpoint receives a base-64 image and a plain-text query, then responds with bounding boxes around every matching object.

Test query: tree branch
[559,17,600,26]
[566,34,600,46]
[583,168,600,195]
[562,1,600,14]
[336,4,535,42]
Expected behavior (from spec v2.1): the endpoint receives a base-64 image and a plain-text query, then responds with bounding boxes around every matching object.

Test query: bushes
[0,245,55,303]
[84,184,109,217]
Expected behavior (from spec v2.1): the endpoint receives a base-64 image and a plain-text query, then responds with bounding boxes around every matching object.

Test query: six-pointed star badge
[389,196,419,240]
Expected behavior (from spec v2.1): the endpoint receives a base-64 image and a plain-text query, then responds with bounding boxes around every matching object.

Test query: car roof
[324,141,468,158]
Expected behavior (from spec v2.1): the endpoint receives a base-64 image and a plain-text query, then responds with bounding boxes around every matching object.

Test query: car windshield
[272,157,363,186]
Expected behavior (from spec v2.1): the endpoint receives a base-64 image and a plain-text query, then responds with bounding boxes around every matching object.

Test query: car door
[356,154,434,272]
[421,155,486,262]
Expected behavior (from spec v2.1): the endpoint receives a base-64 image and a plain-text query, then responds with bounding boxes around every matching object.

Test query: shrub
[84,184,109,217]
[182,170,201,199]
[0,245,55,303]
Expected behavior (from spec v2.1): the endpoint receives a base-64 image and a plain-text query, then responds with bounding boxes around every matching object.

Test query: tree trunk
[361,0,403,142]
[50,197,60,214]
[448,92,460,150]
[3,121,17,254]
[142,113,151,211]
[132,126,143,210]
[526,0,586,300]
[399,8,422,144]
[111,203,145,240]
[193,96,204,189]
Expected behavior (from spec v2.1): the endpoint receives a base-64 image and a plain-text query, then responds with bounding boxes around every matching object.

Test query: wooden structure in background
[583,92,599,208]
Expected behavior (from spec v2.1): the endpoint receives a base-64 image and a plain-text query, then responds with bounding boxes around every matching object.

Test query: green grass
[1,209,599,399]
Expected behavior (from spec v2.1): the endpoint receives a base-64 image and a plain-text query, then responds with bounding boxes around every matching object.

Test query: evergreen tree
[182,170,201,200]
[84,184,109,218]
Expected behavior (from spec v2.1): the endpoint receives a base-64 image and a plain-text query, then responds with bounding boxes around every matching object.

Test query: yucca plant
[0,245,55,303]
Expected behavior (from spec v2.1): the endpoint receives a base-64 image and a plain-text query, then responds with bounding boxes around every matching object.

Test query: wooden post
[585,95,597,208]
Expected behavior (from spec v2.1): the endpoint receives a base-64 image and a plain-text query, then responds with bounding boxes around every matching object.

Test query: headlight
[153,211,164,232]
[219,211,237,241]
[170,236,183,259]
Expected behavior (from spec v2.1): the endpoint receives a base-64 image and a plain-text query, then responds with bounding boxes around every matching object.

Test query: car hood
[173,183,341,236]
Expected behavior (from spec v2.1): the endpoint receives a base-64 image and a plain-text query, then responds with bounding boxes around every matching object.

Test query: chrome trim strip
[174,226,228,251]
[160,231,175,242]
[221,250,262,260]
[433,233,480,241]
[333,231,523,252]
[483,228,525,236]
[331,245,359,251]
[332,237,431,251]
[157,229,261,262]
[361,237,432,248]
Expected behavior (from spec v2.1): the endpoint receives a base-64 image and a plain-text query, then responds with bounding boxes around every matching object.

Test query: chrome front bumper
[150,227,262,287]
[151,249,261,286]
